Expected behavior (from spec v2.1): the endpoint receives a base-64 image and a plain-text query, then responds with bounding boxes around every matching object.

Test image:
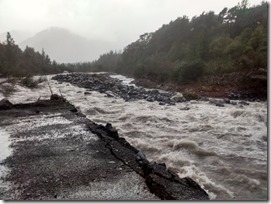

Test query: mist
[0,0,264,63]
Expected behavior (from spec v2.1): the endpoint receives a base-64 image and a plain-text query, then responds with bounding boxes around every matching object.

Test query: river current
[4,73,268,200]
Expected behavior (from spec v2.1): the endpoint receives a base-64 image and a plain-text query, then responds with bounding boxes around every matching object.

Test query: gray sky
[0,0,265,45]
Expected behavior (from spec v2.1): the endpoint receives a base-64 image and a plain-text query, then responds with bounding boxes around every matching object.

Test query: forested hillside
[88,1,267,89]
[0,32,68,77]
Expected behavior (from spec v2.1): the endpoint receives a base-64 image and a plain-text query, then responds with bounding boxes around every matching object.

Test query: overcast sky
[0,0,266,49]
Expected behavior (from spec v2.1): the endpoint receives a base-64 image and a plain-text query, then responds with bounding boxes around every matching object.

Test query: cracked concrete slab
[0,98,208,200]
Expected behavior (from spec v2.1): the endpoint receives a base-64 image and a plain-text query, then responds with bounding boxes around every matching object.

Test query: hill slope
[19,27,110,63]
[86,1,267,99]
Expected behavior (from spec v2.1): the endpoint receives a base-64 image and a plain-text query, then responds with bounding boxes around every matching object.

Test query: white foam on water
[110,74,135,87]
[4,73,267,200]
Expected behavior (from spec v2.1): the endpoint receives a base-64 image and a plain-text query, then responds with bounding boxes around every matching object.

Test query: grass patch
[182,89,199,100]
[0,84,16,97]
[20,76,47,88]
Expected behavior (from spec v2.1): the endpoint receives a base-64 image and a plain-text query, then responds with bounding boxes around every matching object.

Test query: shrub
[0,84,16,97]
[182,89,199,100]
[20,76,46,88]
[36,76,47,83]
[204,59,236,76]
[6,77,17,85]
[176,60,204,83]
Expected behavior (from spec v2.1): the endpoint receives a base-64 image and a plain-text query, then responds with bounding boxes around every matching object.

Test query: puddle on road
[0,129,12,197]
[0,129,12,162]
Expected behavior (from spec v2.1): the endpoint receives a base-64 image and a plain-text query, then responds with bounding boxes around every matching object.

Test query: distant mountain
[19,27,112,63]
[0,30,31,44]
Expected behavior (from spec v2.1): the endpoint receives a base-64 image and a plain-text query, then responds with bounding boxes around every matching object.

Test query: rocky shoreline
[53,73,177,105]
[52,73,255,108]
[132,76,267,102]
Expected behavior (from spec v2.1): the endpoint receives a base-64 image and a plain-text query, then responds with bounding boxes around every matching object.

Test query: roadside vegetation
[0,32,70,91]
[19,76,47,88]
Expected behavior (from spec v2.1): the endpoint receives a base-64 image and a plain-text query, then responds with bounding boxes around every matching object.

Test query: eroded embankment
[48,73,267,200]
[0,96,209,200]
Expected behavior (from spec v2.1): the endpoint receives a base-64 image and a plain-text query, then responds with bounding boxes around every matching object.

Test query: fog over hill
[19,27,115,63]
[0,30,32,44]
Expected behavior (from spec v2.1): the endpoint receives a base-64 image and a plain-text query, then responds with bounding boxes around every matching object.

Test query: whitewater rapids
[2,73,267,200]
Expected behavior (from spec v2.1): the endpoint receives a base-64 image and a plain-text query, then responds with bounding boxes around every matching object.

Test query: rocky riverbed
[53,73,177,105]
[52,73,253,107]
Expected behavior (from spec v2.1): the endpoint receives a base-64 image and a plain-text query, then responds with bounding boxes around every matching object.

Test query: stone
[215,103,225,107]
[180,107,190,111]
[136,151,147,162]
[168,102,176,106]
[209,99,224,107]
[171,93,186,102]
[50,94,64,101]
[149,89,160,95]
[200,97,209,101]
[146,96,154,102]
[0,98,13,110]
[105,91,117,98]
[239,101,249,106]
[190,100,198,104]
[224,98,231,104]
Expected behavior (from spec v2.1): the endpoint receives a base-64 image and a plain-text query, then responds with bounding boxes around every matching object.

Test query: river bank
[131,70,267,102]
[52,73,261,107]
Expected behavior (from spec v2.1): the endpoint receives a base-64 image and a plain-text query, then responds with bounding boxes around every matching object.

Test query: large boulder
[0,98,13,110]
[171,93,186,102]
[50,94,65,101]
[105,91,118,98]
[209,99,225,107]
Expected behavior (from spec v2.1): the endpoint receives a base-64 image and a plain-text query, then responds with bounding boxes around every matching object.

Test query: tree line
[0,32,72,77]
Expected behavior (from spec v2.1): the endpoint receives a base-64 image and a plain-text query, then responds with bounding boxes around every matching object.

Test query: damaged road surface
[0,96,209,200]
